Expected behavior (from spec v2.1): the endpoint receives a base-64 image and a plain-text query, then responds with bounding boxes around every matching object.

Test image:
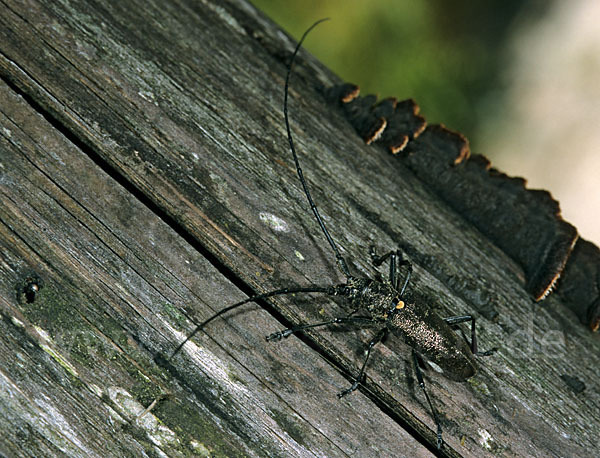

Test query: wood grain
[0,0,598,456]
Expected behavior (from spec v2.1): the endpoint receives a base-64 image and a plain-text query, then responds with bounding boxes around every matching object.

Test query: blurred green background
[250,0,545,153]
[250,1,600,246]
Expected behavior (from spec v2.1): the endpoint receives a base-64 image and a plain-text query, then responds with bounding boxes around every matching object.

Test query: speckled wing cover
[325,83,598,331]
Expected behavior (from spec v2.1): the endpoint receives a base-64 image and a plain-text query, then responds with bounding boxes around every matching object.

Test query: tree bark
[0,0,598,456]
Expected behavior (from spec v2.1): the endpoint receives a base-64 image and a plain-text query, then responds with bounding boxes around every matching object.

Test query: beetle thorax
[342,277,401,320]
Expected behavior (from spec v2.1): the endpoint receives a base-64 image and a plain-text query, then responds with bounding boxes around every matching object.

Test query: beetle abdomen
[389,303,477,381]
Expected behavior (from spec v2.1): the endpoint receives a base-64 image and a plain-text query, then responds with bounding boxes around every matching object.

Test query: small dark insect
[19,275,43,304]
[171,19,495,450]
[560,374,586,394]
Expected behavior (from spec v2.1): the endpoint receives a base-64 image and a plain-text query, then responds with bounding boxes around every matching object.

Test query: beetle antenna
[284,18,351,279]
[170,286,333,358]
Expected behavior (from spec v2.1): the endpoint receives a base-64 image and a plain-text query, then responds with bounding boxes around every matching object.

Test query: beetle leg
[412,349,443,449]
[265,316,375,341]
[444,315,497,356]
[369,247,412,293]
[338,327,389,398]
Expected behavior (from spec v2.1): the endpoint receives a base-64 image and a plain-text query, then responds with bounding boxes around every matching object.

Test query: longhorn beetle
[171,19,495,450]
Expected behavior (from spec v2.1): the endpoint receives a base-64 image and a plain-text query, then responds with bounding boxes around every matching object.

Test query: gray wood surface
[0,0,598,456]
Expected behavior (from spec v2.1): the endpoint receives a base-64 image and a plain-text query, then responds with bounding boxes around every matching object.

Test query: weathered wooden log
[0,0,598,456]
